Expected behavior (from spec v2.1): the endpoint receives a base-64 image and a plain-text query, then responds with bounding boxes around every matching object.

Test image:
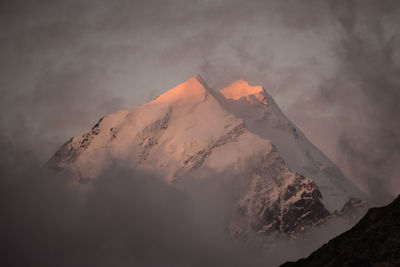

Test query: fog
[0,138,354,266]
[1,0,400,266]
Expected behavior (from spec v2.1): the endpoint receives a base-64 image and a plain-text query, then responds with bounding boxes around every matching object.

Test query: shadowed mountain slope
[281,195,400,266]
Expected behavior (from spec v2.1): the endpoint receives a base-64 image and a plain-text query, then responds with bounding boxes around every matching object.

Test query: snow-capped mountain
[46,75,363,235]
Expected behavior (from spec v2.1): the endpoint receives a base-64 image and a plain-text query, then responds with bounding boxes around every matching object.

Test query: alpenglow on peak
[46,75,364,236]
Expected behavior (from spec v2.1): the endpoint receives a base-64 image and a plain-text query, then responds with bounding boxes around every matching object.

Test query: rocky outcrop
[281,195,400,266]
[237,146,330,236]
[45,117,104,171]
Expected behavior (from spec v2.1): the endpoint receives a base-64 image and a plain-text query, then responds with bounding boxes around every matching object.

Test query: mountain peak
[220,80,268,105]
[47,75,364,236]
[220,80,265,100]
[153,74,210,103]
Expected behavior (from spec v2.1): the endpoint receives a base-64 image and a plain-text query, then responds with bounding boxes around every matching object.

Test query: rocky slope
[281,195,400,266]
[46,75,363,236]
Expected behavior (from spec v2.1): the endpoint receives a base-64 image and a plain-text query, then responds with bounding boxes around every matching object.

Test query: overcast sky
[1,0,400,199]
[1,1,400,266]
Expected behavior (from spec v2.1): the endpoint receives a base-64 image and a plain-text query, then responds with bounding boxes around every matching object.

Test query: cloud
[313,0,400,201]
[1,0,400,264]
[0,137,356,267]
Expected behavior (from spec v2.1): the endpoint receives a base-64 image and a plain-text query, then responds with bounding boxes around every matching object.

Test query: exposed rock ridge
[281,195,400,266]
[45,117,104,171]
[237,145,330,236]
[182,121,247,171]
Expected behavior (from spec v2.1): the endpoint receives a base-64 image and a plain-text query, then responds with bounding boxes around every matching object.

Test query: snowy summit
[47,75,364,235]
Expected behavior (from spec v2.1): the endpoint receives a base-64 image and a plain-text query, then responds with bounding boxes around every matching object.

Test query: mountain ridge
[281,195,400,266]
[46,75,364,235]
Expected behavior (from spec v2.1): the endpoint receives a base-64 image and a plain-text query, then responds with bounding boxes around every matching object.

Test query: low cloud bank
[0,138,355,267]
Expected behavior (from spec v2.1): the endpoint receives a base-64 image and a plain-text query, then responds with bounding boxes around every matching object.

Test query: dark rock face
[281,195,400,267]
[279,175,330,234]
[237,147,331,236]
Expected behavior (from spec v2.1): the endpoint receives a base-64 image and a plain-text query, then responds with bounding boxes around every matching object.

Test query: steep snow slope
[218,79,361,212]
[46,75,363,235]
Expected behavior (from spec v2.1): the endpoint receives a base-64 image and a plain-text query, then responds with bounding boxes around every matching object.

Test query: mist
[1,0,400,266]
[2,0,400,199]
[0,137,355,267]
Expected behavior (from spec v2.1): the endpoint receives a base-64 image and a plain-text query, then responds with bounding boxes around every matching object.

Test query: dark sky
[1,1,400,266]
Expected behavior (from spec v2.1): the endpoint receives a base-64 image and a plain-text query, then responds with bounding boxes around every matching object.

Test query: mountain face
[281,195,400,267]
[46,75,363,236]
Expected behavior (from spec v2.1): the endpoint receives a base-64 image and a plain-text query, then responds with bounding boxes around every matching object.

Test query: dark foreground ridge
[281,195,400,267]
